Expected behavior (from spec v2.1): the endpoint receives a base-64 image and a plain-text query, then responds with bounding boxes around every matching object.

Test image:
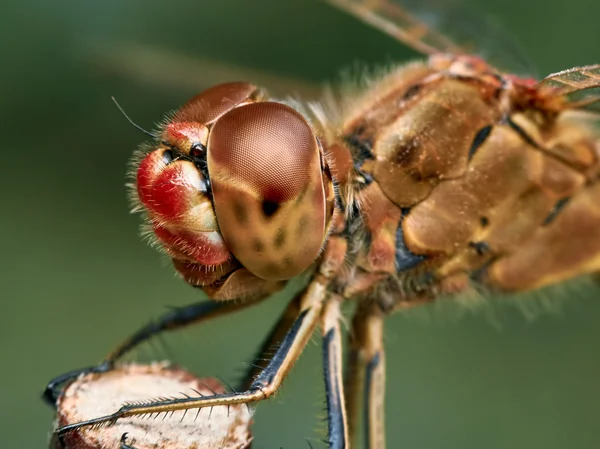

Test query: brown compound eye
[207,102,327,280]
[162,82,259,155]
[175,82,259,125]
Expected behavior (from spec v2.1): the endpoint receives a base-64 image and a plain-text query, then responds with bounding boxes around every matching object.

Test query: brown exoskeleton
[45,1,600,448]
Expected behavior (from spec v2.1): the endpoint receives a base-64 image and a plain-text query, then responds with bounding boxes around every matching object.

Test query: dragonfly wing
[84,40,323,100]
[325,0,536,76]
[538,64,600,111]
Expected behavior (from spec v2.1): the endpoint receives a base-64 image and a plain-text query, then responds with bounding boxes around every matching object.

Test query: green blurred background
[2,0,600,448]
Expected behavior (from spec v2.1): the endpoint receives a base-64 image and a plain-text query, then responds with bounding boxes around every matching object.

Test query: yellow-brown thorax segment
[331,56,600,300]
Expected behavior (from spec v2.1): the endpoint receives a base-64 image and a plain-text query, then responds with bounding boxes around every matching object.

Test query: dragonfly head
[133,82,335,290]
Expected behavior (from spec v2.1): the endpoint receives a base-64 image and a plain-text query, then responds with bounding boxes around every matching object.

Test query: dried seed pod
[52,363,252,449]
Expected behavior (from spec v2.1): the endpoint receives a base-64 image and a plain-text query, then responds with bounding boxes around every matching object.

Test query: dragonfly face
[45,1,600,448]
[136,81,336,296]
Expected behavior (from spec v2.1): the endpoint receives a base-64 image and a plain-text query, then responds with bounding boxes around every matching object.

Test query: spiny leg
[344,302,385,449]
[44,296,267,406]
[344,302,369,444]
[321,295,349,449]
[238,290,303,391]
[105,296,270,361]
[119,433,137,449]
[55,279,328,437]
[364,331,385,449]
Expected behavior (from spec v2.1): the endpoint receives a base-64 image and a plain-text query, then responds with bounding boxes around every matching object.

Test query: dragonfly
[44,0,600,448]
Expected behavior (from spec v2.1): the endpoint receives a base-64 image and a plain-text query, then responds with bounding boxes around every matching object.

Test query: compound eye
[162,83,259,154]
[175,82,259,125]
[207,102,327,280]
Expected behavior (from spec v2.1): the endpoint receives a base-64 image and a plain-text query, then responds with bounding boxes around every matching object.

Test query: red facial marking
[153,225,230,266]
[164,122,209,151]
[136,148,231,267]
[144,163,194,221]
[136,150,165,208]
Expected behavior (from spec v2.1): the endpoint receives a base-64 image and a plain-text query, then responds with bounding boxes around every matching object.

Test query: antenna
[111,96,155,138]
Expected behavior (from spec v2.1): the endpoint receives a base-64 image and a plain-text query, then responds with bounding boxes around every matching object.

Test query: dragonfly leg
[344,302,385,449]
[238,289,303,391]
[321,295,350,448]
[119,433,137,449]
[43,362,112,407]
[43,296,268,406]
[54,280,327,438]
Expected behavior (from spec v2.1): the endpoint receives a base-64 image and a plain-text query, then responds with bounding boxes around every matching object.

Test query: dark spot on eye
[480,216,489,227]
[253,239,264,252]
[262,200,280,217]
[233,200,248,224]
[274,228,286,249]
[162,150,174,165]
[297,215,309,236]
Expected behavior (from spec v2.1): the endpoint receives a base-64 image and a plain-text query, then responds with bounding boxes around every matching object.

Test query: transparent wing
[537,64,600,111]
[82,40,323,100]
[325,0,536,76]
